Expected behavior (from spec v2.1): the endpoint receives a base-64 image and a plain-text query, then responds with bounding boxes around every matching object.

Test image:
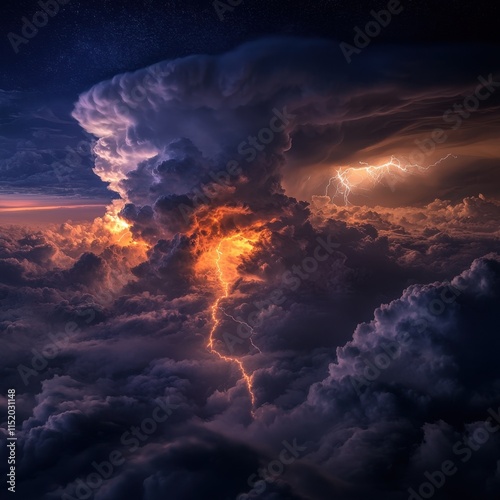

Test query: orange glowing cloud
[185,205,269,414]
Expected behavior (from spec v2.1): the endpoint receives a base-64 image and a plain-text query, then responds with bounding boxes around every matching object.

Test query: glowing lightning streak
[326,154,457,205]
[207,239,258,413]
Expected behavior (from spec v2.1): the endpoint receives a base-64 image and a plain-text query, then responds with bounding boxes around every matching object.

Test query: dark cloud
[2,38,500,500]
[0,91,114,198]
[73,38,500,216]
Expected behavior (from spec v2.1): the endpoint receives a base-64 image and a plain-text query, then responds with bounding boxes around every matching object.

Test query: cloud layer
[2,38,500,499]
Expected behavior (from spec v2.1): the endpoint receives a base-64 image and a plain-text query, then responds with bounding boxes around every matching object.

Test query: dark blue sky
[0,0,499,201]
[2,0,500,93]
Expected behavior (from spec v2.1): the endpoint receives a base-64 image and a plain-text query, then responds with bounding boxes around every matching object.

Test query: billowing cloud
[72,37,500,215]
[2,37,500,500]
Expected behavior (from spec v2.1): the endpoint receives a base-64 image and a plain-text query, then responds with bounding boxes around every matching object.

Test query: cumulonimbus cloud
[2,37,500,500]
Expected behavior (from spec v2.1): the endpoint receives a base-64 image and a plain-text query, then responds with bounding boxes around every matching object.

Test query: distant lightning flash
[326,154,457,205]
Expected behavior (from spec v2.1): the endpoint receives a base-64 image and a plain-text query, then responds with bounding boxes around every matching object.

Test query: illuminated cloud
[2,38,500,500]
[72,38,500,217]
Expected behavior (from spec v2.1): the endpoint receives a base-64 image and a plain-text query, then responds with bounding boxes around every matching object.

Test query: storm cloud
[1,37,500,500]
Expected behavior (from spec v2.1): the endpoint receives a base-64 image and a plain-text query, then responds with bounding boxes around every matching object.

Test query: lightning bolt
[326,154,457,205]
[207,236,258,414]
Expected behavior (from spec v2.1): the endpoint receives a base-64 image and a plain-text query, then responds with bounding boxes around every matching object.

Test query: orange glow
[0,195,109,225]
[105,216,151,260]
[0,204,106,213]
[101,201,149,251]
[207,237,257,410]
[191,206,265,414]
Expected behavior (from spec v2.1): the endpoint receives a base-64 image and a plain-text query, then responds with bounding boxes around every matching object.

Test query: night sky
[1,1,500,500]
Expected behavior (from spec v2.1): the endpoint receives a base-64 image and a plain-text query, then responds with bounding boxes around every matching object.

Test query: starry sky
[1,2,500,500]
[1,0,500,217]
[2,0,500,93]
